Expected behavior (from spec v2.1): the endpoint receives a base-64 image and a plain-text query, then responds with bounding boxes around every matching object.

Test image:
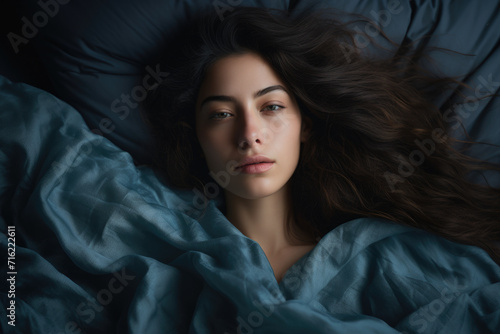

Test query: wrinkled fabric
[0,76,499,333]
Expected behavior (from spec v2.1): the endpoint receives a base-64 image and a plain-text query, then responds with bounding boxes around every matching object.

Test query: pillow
[13,0,290,164]
[291,1,500,181]
[12,0,500,176]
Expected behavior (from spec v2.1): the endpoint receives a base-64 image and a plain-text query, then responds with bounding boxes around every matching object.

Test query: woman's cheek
[204,136,230,170]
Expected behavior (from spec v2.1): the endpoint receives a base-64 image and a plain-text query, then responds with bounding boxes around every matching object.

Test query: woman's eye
[262,104,284,112]
[210,112,232,120]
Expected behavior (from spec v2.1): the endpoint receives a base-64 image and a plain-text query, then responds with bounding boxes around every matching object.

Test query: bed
[1,0,499,333]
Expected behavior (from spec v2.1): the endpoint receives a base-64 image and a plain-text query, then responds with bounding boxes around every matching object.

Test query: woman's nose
[237,111,264,151]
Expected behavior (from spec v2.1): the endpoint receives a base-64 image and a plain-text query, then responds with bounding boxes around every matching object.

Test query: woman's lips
[235,155,275,174]
[238,162,274,174]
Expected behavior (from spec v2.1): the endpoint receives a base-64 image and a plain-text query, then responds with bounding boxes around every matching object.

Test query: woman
[144,6,500,282]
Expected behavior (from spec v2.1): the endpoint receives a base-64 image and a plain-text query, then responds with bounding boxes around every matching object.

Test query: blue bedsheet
[0,75,499,333]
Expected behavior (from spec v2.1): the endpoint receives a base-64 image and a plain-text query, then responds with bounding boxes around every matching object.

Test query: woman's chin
[224,180,287,201]
[227,189,275,201]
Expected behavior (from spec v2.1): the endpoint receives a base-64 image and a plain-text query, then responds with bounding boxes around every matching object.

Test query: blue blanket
[1,76,499,333]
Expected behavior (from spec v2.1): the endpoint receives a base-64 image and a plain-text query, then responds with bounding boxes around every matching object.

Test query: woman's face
[195,52,308,200]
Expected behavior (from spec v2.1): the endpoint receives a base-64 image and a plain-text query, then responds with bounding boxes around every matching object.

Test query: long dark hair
[143,7,500,263]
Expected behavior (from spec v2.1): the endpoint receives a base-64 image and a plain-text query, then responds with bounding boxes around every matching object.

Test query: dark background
[0,1,54,91]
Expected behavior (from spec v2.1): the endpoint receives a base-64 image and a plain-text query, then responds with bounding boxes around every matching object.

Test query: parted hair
[143,7,500,263]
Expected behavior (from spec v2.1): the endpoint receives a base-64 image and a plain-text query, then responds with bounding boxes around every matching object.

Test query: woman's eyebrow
[199,85,289,110]
[254,84,289,98]
[199,95,237,110]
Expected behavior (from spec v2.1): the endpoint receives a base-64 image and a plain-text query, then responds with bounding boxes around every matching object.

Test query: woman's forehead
[202,53,285,91]
[196,52,289,105]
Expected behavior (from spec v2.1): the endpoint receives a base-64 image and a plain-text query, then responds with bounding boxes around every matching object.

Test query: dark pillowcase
[8,0,500,180]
